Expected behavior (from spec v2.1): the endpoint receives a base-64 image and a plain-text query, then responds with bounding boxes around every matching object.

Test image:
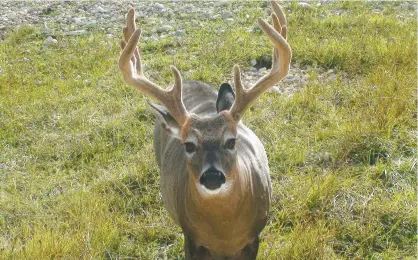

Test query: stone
[86,21,97,28]
[327,74,337,82]
[43,36,58,46]
[211,14,221,20]
[157,25,173,33]
[150,34,159,40]
[154,3,165,10]
[222,11,233,19]
[66,30,88,36]
[216,0,229,7]
[174,29,186,37]
[298,2,312,9]
[96,6,106,13]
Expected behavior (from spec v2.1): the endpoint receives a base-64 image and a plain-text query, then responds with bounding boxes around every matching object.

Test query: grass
[0,1,416,259]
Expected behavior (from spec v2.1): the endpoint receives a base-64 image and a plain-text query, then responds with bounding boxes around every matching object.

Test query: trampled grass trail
[0,1,416,259]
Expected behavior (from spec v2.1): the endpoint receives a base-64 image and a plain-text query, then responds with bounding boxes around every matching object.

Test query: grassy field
[0,1,416,259]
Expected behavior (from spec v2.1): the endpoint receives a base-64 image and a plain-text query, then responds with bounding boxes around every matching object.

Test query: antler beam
[229,1,292,122]
[119,8,189,125]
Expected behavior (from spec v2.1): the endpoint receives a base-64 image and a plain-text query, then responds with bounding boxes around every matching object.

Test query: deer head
[119,1,291,195]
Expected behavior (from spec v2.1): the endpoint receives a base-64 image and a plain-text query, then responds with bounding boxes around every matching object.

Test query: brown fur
[118,2,292,258]
[155,81,271,259]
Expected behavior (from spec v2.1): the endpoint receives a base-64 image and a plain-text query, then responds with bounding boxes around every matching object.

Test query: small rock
[86,21,97,28]
[323,152,332,163]
[150,34,159,40]
[250,59,257,66]
[157,25,173,33]
[0,67,3,73]
[43,36,57,46]
[183,4,194,11]
[96,6,106,13]
[66,30,88,36]
[327,74,337,82]
[174,29,186,37]
[73,17,85,24]
[154,3,165,10]
[225,18,234,22]
[258,67,267,73]
[106,34,115,39]
[222,11,233,19]
[298,2,312,9]
[399,2,412,10]
[168,49,176,55]
[245,14,250,19]
[326,69,335,75]
[211,14,221,20]
[216,0,229,7]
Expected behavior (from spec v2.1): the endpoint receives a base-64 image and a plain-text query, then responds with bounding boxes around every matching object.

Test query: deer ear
[216,83,236,113]
[148,101,181,139]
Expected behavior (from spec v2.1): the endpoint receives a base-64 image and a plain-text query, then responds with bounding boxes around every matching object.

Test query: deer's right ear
[216,83,236,113]
[148,101,181,139]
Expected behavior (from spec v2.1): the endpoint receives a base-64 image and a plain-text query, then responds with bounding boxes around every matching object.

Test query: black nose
[200,169,226,190]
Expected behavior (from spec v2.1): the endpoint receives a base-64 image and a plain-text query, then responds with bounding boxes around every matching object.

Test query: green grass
[0,2,416,259]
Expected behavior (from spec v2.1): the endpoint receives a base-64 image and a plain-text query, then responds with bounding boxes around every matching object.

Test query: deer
[119,1,291,259]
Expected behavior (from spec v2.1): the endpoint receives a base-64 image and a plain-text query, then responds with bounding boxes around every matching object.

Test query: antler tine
[271,1,287,36]
[119,8,188,125]
[271,13,281,66]
[271,1,287,66]
[228,1,292,122]
[121,8,142,76]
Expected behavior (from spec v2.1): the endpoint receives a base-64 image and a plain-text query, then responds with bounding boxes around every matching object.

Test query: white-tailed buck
[119,1,291,259]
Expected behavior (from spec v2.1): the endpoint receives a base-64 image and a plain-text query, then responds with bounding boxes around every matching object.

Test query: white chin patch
[196,181,231,197]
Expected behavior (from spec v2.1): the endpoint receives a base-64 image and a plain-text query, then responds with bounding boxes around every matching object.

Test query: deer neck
[185,158,253,222]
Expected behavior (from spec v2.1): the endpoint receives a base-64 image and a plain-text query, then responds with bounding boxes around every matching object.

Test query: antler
[229,1,292,122]
[119,8,189,125]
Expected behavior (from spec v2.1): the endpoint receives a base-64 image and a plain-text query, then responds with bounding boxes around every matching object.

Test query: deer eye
[224,139,236,150]
[184,142,197,153]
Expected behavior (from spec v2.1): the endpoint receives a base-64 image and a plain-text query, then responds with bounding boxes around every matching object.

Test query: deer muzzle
[200,168,226,190]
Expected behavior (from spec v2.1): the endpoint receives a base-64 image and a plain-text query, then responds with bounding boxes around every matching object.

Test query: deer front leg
[234,236,260,260]
[184,235,212,260]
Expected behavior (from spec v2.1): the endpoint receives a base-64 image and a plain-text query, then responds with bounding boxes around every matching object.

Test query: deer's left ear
[216,83,236,113]
[148,101,181,139]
